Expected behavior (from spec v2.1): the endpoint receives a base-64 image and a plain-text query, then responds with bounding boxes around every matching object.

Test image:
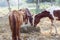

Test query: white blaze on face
[46,5,60,19]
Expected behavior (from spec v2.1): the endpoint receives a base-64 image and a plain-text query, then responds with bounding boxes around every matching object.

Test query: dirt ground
[0,15,60,40]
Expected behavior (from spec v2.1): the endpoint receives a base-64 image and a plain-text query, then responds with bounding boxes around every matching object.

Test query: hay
[20,26,40,33]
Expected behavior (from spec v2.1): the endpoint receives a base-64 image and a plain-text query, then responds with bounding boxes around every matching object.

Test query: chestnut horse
[9,10,26,40]
[34,6,60,34]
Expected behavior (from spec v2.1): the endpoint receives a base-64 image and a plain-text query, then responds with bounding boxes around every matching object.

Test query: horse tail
[12,14,17,40]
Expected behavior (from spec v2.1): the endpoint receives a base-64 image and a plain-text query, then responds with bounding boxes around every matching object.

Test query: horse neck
[38,13,48,20]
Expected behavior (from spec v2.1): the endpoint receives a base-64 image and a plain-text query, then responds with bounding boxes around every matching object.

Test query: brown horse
[34,10,60,34]
[19,8,33,26]
[9,10,25,40]
[25,8,33,25]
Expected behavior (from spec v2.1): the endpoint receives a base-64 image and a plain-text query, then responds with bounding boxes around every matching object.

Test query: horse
[9,10,26,40]
[34,6,60,35]
[25,8,33,25]
[19,8,33,26]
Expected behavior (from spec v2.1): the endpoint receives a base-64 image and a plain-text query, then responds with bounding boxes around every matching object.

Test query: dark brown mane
[35,10,50,19]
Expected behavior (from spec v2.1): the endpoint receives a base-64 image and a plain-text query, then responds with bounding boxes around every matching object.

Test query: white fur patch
[46,5,60,19]
[32,14,36,25]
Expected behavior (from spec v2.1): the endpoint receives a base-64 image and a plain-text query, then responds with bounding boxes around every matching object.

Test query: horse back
[9,10,23,27]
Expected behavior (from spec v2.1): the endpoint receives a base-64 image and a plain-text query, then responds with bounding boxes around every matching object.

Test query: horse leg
[16,23,21,40]
[11,28,16,40]
[50,20,57,35]
[49,20,53,34]
[18,31,21,40]
[48,14,57,35]
[53,21,57,35]
[17,27,21,40]
[12,31,17,40]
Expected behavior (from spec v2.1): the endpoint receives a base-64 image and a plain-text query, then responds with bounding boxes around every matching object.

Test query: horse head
[34,10,50,27]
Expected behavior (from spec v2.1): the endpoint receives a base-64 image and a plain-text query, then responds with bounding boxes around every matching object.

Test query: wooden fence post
[18,0,19,10]
[7,0,11,12]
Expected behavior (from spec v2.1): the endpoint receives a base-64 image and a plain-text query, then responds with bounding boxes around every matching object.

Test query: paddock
[0,14,60,40]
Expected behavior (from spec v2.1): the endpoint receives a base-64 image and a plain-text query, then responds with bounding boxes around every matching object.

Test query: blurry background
[0,0,60,17]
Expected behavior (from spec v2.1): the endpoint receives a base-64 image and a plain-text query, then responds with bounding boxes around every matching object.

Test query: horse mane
[41,10,50,13]
[25,8,32,16]
[36,10,49,15]
[26,8,31,14]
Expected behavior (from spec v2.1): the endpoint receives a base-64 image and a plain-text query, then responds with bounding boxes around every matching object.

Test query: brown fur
[9,10,25,40]
[54,10,60,20]
[34,10,60,34]
[34,11,54,27]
